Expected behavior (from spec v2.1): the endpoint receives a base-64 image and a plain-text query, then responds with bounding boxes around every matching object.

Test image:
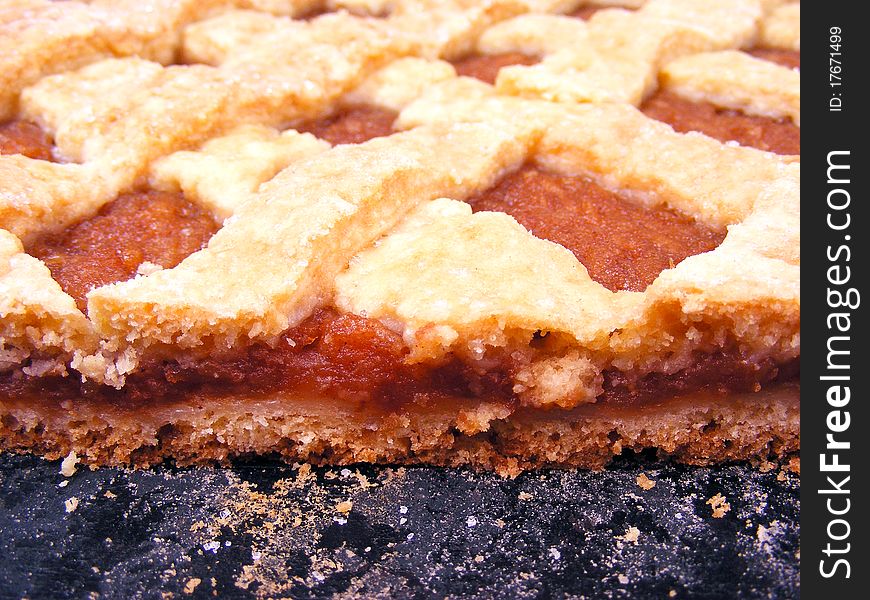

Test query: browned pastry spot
[295,7,330,20]
[641,90,800,155]
[465,164,726,292]
[568,6,608,20]
[451,52,540,85]
[296,4,389,20]
[26,191,220,313]
[292,1,335,21]
[747,48,800,70]
[0,120,56,161]
[294,105,398,145]
[568,4,637,20]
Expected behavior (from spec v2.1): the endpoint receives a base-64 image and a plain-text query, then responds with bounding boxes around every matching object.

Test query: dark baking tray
[0,453,798,599]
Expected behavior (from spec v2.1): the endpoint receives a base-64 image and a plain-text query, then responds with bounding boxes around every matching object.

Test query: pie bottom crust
[0,384,799,476]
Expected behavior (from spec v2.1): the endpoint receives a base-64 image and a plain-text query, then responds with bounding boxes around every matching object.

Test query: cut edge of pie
[0,116,800,474]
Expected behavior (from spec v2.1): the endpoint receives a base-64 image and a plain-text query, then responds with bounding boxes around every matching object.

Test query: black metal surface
[0,454,798,599]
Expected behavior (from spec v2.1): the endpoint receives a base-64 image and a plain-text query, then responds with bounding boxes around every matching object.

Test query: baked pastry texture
[0,0,799,475]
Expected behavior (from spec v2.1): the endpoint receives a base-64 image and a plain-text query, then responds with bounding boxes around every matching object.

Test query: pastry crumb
[190,520,206,532]
[354,470,376,488]
[636,473,656,490]
[65,497,79,513]
[104,490,117,499]
[617,574,629,584]
[136,261,163,276]
[60,450,78,477]
[335,500,353,514]
[619,526,641,544]
[183,578,201,595]
[758,459,776,473]
[296,463,313,482]
[706,493,731,518]
[518,491,533,500]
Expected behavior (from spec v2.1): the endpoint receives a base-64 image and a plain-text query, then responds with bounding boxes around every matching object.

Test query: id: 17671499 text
[829,27,843,111]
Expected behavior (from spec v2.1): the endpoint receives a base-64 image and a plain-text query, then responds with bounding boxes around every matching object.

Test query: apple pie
[0,0,800,475]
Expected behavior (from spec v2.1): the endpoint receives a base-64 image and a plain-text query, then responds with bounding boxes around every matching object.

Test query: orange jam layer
[294,105,398,145]
[297,5,389,20]
[451,52,539,85]
[641,90,800,155]
[466,164,726,292]
[747,48,800,70]
[26,191,220,313]
[0,120,55,161]
[2,308,798,412]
